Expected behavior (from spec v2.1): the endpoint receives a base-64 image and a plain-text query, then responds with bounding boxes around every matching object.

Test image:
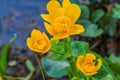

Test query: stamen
[53,16,72,33]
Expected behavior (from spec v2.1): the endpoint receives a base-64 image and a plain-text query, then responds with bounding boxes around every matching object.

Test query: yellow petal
[76,56,85,74]
[41,32,51,54]
[47,0,61,13]
[41,14,50,23]
[44,22,56,35]
[76,56,85,65]
[54,32,69,39]
[42,43,51,54]
[47,0,61,23]
[42,32,50,43]
[62,0,71,8]
[86,53,96,60]
[26,38,33,50]
[96,58,102,70]
[84,71,97,76]
[70,24,84,35]
[58,8,65,15]
[64,4,81,23]
[26,38,41,52]
[31,29,42,38]
[0,77,2,80]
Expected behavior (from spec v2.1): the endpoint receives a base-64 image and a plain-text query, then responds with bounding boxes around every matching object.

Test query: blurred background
[0,0,49,46]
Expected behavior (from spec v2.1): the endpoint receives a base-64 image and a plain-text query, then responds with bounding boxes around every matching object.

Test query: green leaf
[92,64,114,80]
[108,55,120,74]
[91,9,105,23]
[77,20,103,37]
[89,0,96,3]
[8,60,17,67]
[100,74,113,80]
[50,42,64,54]
[50,41,71,60]
[0,44,9,75]
[26,60,35,72]
[105,17,117,36]
[99,13,117,36]
[50,52,71,60]
[112,4,120,19]
[78,4,90,20]
[71,0,80,4]
[71,41,88,57]
[0,34,17,75]
[42,57,69,78]
[77,20,91,28]
[65,66,73,79]
[117,74,120,80]
[9,34,17,44]
[92,74,113,80]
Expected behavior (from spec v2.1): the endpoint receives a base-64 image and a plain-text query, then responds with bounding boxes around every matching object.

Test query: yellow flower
[0,77,2,80]
[41,0,84,39]
[76,53,102,76]
[26,29,51,54]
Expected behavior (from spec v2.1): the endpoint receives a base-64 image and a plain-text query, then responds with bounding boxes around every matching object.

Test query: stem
[65,36,80,79]
[50,49,64,54]
[68,57,77,76]
[2,75,24,80]
[64,38,67,53]
[67,36,72,55]
[34,53,45,80]
[86,76,90,80]
[25,71,34,80]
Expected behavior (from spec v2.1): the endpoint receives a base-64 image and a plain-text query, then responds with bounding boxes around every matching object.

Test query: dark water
[0,0,49,46]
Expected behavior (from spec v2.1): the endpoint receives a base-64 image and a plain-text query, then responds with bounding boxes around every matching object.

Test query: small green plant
[0,34,17,76]
[72,0,119,37]
[26,0,119,80]
[0,34,35,80]
[1,0,119,80]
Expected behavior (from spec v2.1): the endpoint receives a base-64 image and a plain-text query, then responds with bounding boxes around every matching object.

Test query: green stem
[65,36,80,79]
[64,38,67,53]
[34,53,45,80]
[86,76,90,80]
[1,75,24,80]
[68,57,77,76]
[67,36,72,55]
[50,49,64,54]
[25,71,34,80]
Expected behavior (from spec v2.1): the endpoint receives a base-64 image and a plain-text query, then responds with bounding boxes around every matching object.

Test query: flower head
[41,0,84,39]
[0,77,2,80]
[26,29,51,54]
[76,53,102,76]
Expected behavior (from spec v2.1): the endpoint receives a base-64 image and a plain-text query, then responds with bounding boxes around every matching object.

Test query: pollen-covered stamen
[82,60,98,73]
[53,16,72,33]
[33,38,46,50]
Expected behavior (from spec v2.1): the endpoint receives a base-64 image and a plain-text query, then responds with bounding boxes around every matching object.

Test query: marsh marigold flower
[41,0,84,39]
[0,77,2,80]
[26,29,51,54]
[76,53,102,76]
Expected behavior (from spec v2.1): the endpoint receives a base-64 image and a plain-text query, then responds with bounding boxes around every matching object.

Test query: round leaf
[91,9,105,23]
[78,20,103,37]
[79,4,90,20]
[72,41,89,57]
[42,57,69,78]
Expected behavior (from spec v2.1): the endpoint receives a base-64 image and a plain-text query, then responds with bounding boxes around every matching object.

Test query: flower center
[33,38,46,50]
[83,61,96,73]
[53,16,72,33]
